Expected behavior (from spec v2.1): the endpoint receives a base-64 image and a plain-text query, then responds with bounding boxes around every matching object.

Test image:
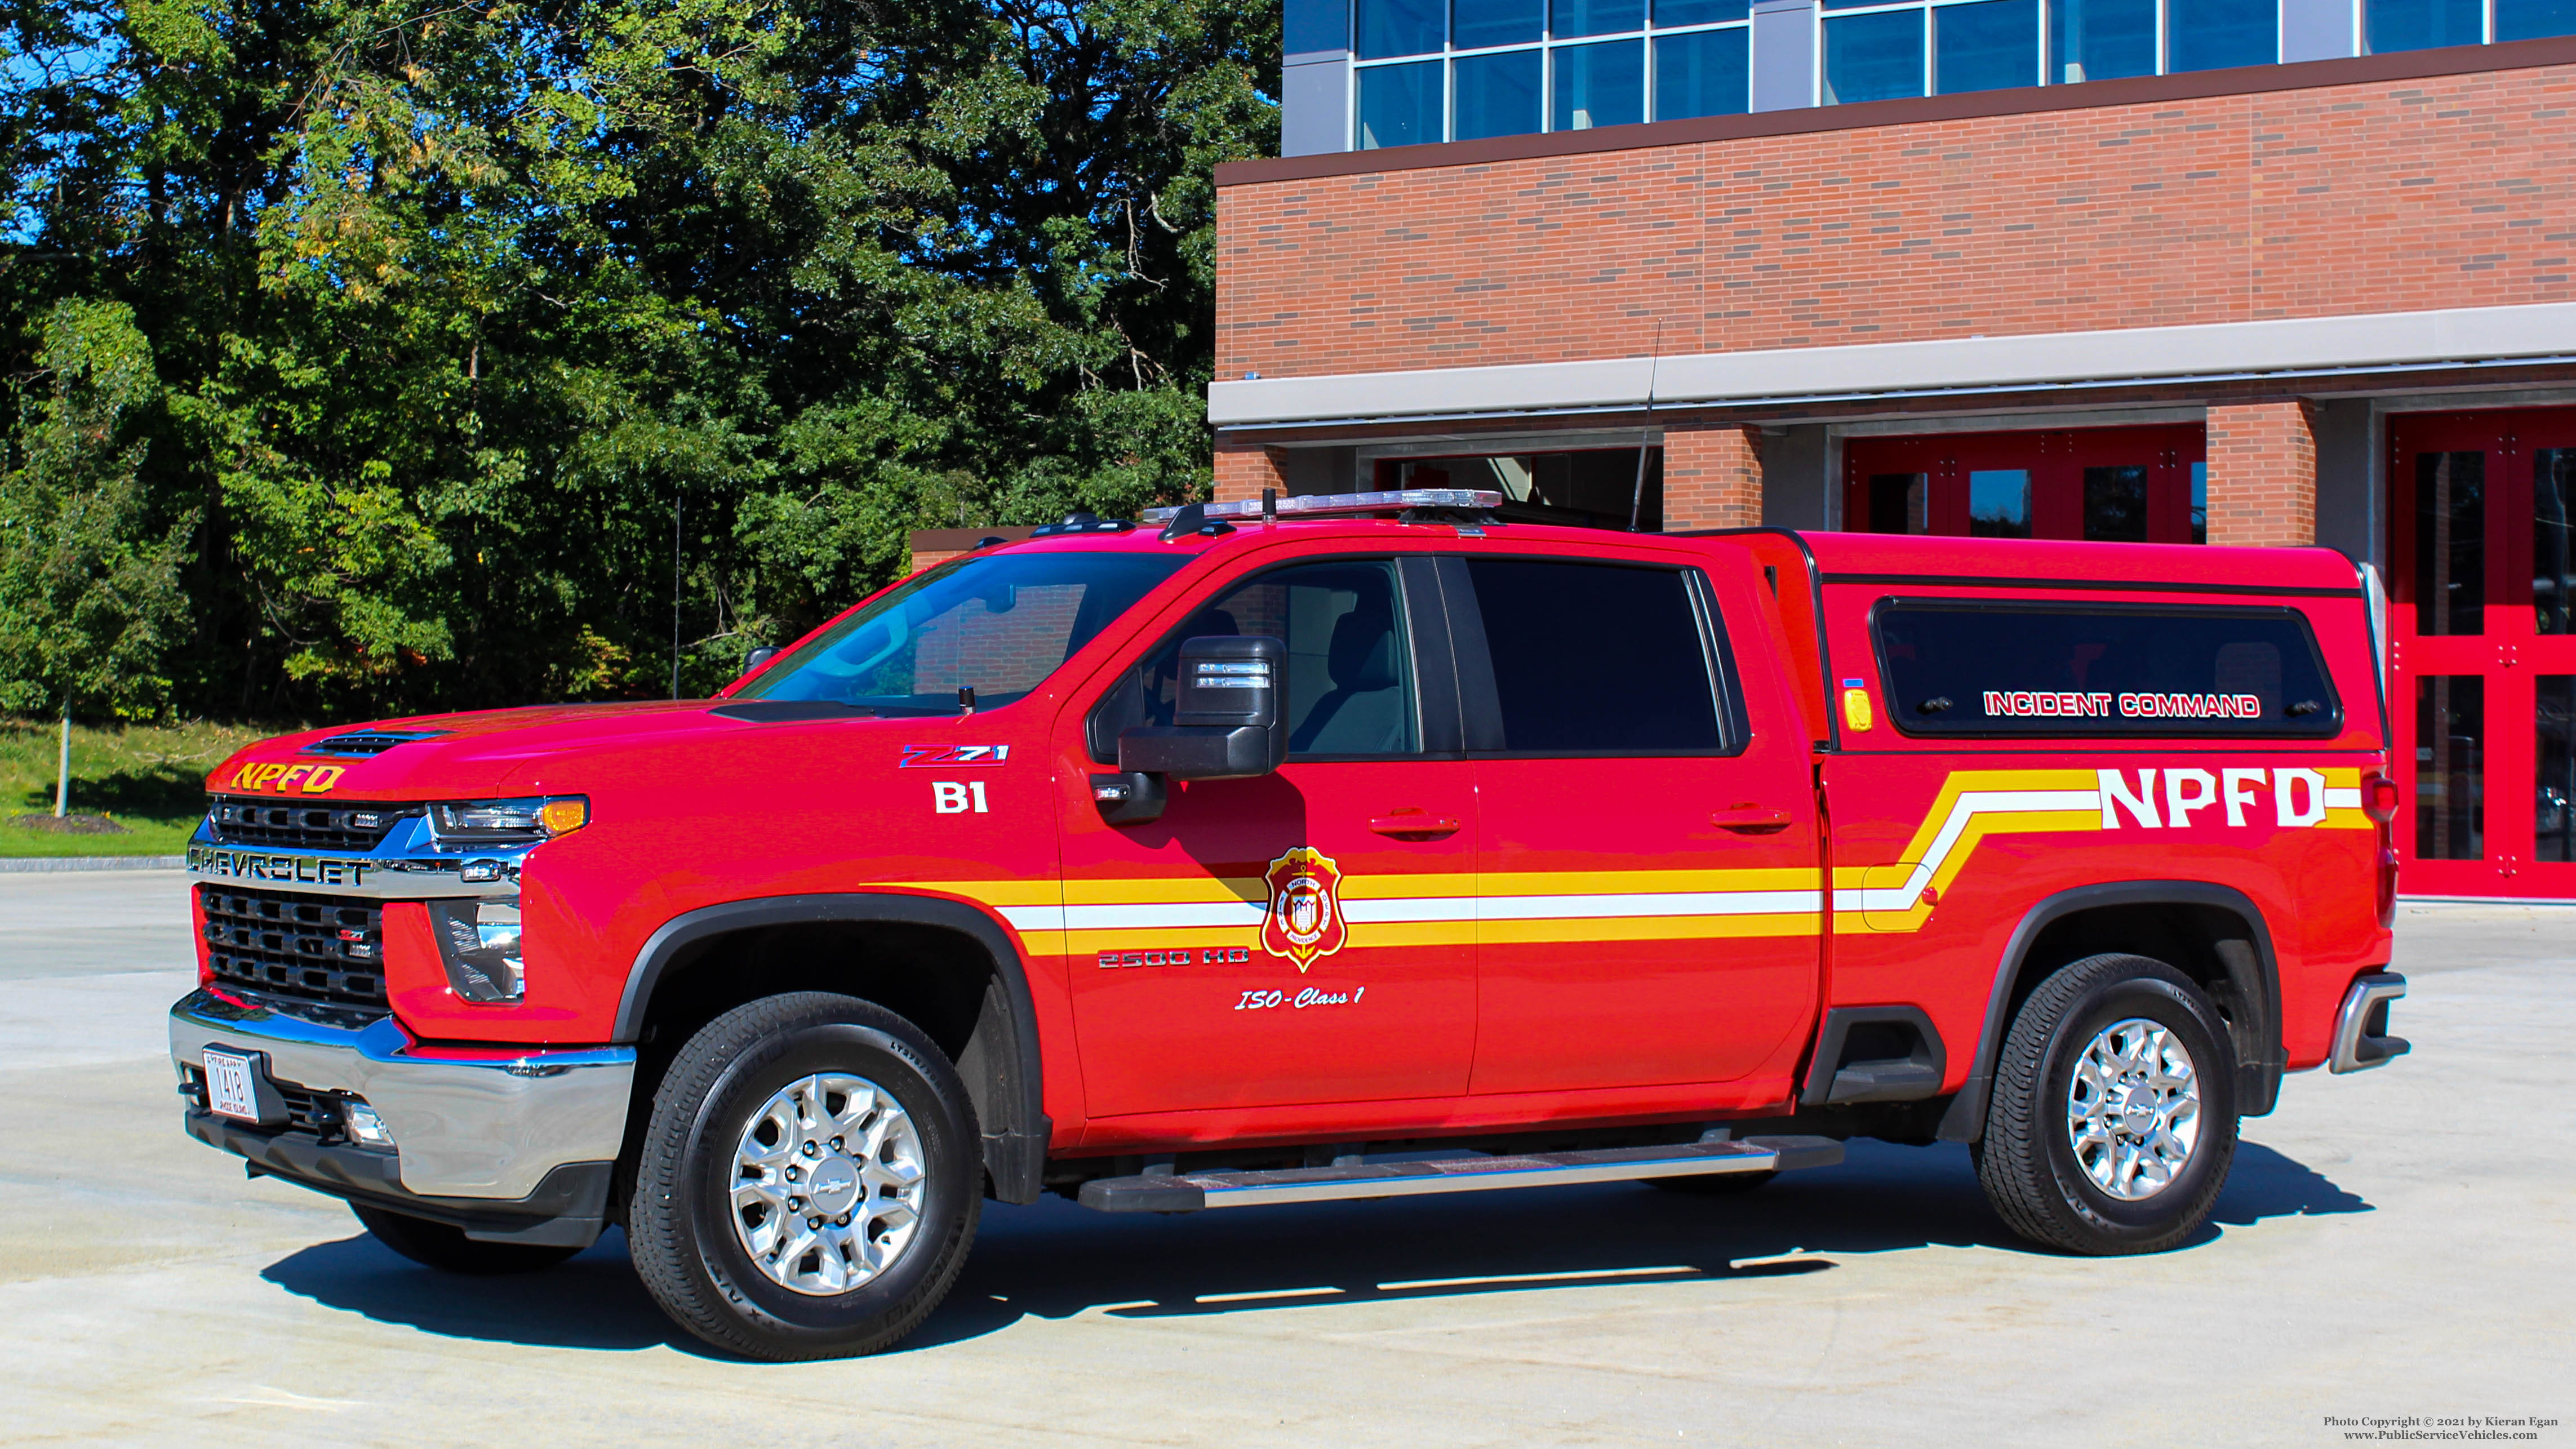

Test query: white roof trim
[1208,301,2576,427]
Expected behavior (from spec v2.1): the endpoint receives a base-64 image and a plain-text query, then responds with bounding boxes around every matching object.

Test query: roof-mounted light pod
[1140,489,1504,524]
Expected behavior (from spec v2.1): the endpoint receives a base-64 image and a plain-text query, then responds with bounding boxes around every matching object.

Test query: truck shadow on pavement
[258,1137,2368,1358]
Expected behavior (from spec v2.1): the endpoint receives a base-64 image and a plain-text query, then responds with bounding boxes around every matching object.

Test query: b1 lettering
[932,781,989,815]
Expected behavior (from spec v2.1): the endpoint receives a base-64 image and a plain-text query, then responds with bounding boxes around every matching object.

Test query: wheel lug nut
[785,1166,800,1181]
[802,1142,819,1157]
[808,1215,823,1229]
[788,1196,803,1210]
[837,1214,851,1226]
[830,1137,845,1152]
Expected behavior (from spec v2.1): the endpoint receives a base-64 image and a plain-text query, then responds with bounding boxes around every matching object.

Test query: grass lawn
[0,718,285,856]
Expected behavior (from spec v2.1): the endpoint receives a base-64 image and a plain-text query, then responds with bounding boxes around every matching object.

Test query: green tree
[0,0,1278,721]
[0,297,194,811]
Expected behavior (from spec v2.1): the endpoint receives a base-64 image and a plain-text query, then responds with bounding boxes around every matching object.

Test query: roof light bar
[1140,489,1504,523]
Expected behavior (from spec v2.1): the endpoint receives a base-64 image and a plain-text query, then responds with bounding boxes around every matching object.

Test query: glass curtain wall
[1829,0,2275,104]
[1356,0,1754,146]
[1356,0,2576,144]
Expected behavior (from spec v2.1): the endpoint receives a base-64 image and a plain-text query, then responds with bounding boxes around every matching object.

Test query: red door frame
[2388,407,2576,899]
[1843,425,2206,543]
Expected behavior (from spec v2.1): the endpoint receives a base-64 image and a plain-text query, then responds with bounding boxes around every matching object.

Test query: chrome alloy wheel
[2064,1017,2202,1201]
[730,1073,926,1295]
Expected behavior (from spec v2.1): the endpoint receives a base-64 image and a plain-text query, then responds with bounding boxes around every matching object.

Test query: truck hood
[204,701,801,801]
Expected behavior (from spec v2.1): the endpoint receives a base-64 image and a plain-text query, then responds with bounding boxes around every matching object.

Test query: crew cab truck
[170,489,2413,1360]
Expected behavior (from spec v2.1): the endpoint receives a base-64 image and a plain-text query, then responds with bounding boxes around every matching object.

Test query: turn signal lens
[2363,774,2401,825]
[538,797,589,835]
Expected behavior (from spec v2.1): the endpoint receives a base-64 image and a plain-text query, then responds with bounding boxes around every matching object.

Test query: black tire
[1646,1170,1779,1195]
[349,1202,581,1275]
[1974,952,2239,1255]
[628,992,982,1361]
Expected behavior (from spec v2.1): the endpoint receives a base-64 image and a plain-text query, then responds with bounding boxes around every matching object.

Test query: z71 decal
[901,744,1011,768]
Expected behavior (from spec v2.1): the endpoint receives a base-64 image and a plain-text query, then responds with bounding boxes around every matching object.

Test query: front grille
[206,797,419,852]
[276,1081,342,1136]
[200,886,389,1014]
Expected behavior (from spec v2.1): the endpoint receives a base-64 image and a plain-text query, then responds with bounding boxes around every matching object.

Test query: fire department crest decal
[1260,847,1348,973]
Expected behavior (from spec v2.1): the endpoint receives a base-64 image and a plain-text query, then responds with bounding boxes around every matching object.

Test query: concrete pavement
[0,873,2565,1446]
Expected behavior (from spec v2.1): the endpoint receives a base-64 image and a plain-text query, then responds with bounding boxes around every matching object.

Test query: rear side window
[1463,558,1726,754]
[1873,600,2343,738]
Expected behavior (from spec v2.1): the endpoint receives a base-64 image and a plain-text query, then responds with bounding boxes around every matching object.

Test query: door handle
[1369,812,1462,837]
[1711,806,1793,833]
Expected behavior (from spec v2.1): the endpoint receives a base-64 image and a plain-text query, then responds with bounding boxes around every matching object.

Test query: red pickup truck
[171,489,2410,1359]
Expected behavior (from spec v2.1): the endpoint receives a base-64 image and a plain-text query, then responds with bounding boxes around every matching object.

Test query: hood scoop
[708,700,875,723]
[304,730,448,757]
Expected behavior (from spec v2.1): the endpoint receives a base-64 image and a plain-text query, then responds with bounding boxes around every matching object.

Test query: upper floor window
[1356,0,1755,148]
[1344,0,2576,147]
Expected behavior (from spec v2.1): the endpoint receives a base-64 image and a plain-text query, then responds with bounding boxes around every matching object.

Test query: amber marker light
[540,797,590,835]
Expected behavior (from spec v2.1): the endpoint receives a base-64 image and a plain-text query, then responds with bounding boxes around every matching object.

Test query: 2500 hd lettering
[171,490,2411,1359]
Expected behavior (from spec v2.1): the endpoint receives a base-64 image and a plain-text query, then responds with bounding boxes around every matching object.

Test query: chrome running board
[1077,1136,1843,1214]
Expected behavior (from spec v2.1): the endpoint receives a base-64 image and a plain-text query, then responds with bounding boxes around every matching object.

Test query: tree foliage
[0,297,193,717]
[0,0,1277,717]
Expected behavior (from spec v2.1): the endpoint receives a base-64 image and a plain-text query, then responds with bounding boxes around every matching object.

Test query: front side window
[1463,558,1727,753]
[1143,559,1423,757]
[739,552,1187,715]
[1875,600,2344,737]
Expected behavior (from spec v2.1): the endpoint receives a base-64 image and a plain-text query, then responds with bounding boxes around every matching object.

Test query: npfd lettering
[2097,767,2330,829]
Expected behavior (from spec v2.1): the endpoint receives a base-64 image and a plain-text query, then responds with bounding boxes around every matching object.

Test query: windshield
[735,551,1189,715]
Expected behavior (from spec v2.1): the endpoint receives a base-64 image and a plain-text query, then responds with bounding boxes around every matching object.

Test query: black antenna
[1628,317,1665,532]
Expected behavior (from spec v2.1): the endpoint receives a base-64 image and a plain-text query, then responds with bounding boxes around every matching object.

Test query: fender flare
[1933,879,2283,1143]
[613,892,1050,1203]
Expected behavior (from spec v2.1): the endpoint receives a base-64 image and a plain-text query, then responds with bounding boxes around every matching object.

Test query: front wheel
[628,992,983,1360]
[1974,953,2239,1255]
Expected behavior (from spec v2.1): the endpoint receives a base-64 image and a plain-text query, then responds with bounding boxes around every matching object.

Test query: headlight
[429,897,525,1002]
[429,795,589,842]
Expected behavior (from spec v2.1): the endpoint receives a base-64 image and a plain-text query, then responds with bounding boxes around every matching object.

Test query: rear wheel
[628,992,982,1361]
[349,1202,581,1275]
[1974,952,2238,1255]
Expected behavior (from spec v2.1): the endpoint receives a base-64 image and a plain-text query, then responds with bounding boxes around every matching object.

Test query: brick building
[1202,15,2576,900]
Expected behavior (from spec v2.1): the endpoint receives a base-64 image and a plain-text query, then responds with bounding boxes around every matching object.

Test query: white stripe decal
[2324,788,2362,809]
[997,905,1068,933]
[1845,788,2100,913]
[1476,890,1823,921]
[1052,901,1268,932]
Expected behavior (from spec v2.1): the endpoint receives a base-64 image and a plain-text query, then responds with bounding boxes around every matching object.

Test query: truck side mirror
[1094,635,1289,823]
[740,646,779,678]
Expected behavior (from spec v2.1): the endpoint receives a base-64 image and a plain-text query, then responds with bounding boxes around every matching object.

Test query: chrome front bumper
[168,988,634,1201]
[2329,972,2410,1074]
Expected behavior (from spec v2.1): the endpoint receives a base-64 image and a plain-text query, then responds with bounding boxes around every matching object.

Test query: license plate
[203,1050,260,1121]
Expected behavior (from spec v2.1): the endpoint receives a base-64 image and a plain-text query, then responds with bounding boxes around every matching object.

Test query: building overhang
[1209,302,2576,432]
